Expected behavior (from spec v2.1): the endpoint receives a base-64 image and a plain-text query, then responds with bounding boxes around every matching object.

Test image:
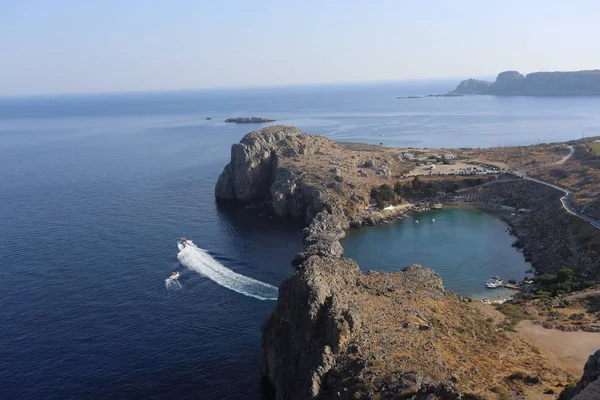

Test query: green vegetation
[589,142,600,155]
[534,267,596,295]
[507,371,541,384]
[370,184,395,209]
[495,303,534,326]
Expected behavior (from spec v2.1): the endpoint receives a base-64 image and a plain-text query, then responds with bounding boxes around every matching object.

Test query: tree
[394,181,404,196]
[556,268,575,283]
[378,184,394,201]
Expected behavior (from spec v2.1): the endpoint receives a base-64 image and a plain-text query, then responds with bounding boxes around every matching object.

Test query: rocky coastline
[224,116,276,123]
[215,126,586,399]
[450,70,600,96]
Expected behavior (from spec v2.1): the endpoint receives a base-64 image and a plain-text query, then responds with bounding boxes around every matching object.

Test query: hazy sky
[2,0,598,95]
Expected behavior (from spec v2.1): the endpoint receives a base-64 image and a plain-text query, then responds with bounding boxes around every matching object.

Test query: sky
[1,0,599,96]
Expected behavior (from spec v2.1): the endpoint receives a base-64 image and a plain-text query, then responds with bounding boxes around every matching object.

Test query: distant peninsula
[224,117,276,123]
[450,70,600,96]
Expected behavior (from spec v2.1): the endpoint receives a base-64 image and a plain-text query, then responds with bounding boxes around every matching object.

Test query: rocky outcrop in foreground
[451,70,600,96]
[217,127,574,400]
[570,350,600,399]
[224,117,276,123]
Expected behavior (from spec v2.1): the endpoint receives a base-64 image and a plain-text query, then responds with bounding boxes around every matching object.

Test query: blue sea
[2,81,600,399]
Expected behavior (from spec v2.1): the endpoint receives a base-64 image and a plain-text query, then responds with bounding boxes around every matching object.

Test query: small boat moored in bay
[485,276,503,289]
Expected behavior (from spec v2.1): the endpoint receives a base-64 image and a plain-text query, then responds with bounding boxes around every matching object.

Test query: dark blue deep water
[3,81,600,399]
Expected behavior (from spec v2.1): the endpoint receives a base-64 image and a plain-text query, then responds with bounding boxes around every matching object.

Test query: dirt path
[517,321,599,375]
[565,290,600,302]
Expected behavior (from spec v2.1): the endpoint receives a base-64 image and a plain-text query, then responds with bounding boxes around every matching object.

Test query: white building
[400,152,415,160]
[443,154,456,160]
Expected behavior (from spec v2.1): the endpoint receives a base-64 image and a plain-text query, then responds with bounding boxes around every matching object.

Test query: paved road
[458,145,600,229]
[513,146,600,229]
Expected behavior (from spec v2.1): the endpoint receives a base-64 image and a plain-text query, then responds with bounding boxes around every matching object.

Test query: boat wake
[176,243,278,301]
[165,278,182,291]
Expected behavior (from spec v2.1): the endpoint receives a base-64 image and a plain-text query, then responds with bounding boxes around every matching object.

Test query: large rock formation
[450,70,600,96]
[570,350,600,399]
[215,125,337,220]
[217,127,574,400]
[451,79,492,94]
[215,125,408,223]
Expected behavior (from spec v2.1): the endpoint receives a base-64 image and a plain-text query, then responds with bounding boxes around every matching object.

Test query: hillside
[451,70,600,96]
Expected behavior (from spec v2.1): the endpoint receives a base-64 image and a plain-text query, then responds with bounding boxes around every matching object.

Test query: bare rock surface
[571,350,600,399]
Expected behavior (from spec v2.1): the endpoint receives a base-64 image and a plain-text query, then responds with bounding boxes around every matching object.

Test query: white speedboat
[167,271,180,281]
[177,237,195,251]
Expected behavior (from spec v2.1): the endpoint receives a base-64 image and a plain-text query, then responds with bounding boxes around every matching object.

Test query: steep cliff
[451,70,600,96]
[215,125,409,223]
[217,128,574,400]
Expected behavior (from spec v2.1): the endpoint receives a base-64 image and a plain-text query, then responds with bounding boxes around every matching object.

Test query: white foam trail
[165,278,182,291]
[177,245,278,301]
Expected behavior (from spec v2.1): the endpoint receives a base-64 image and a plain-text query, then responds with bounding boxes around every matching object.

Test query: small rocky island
[224,116,276,123]
[215,125,600,400]
[451,70,600,96]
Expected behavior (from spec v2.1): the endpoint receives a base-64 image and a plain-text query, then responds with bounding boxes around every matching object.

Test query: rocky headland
[224,116,276,123]
[451,70,600,96]
[215,126,583,400]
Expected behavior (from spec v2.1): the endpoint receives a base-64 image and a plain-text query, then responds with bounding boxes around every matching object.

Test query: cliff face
[215,125,338,220]
[215,125,410,223]
[571,350,600,399]
[451,70,600,96]
[261,208,463,400]
[217,128,574,400]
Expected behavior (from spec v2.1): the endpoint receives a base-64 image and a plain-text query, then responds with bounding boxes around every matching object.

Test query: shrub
[366,359,384,369]
[569,313,585,321]
[495,304,533,325]
[491,386,510,400]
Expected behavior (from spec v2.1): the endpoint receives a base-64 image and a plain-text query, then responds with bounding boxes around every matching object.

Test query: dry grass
[340,277,573,398]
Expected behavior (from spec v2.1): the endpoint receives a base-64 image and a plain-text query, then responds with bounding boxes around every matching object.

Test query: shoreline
[346,204,529,304]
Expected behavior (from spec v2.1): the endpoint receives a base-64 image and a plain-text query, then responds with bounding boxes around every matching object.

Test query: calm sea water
[2,81,600,399]
[343,209,531,300]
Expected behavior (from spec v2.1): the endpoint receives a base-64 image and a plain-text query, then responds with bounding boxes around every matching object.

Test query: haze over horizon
[2,0,599,96]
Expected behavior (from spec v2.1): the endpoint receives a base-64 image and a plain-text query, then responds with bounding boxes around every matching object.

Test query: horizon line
[0,75,495,100]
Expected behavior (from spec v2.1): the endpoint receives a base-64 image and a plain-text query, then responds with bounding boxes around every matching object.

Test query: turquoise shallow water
[342,208,532,300]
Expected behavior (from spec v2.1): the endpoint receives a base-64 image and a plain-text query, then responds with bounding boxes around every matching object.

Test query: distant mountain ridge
[451,70,600,96]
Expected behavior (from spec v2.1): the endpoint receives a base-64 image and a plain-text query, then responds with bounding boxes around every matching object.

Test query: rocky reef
[216,127,575,400]
[224,116,276,123]
[451,70,600,96]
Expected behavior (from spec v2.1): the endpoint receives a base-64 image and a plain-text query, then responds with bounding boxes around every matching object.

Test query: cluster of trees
[370,184,395,209]
[533,268,596,295]
[370,177,491,209]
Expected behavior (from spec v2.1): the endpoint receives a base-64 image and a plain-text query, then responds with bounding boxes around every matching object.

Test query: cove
[342,208,532,299]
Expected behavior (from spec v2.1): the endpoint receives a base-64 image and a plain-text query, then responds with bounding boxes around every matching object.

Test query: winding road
[516,146,600,228]
[463,145,600,229]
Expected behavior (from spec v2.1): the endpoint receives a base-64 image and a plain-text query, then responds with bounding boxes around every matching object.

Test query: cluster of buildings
[399,152,456,160]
